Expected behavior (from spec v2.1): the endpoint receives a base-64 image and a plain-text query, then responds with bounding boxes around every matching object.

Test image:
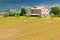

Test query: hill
[0,17,60,40]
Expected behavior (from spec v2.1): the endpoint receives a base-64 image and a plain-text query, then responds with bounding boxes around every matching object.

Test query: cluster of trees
[3,6,60,17]
[3,7,27,17]
[50,6,60,17]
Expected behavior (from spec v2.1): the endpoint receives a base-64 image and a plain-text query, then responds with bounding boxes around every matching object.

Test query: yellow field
[0,17,60,40]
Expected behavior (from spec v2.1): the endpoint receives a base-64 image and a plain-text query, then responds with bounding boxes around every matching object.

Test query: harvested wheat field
[0,17,60,40]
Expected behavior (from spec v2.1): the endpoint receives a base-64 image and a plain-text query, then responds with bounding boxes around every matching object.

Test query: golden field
[0,17,60,40]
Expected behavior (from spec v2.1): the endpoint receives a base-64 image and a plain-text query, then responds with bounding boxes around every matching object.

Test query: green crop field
[0,17,60,40]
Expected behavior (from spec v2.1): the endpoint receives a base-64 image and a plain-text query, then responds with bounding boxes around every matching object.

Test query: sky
[0,0,60,12]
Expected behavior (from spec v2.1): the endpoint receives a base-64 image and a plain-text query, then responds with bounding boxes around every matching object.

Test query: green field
[0,17,60,40]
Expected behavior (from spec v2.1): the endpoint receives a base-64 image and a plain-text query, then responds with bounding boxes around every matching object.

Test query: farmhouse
[30,6,49,17]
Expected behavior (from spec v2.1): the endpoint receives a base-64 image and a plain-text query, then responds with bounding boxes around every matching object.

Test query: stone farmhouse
[29,6,49,17]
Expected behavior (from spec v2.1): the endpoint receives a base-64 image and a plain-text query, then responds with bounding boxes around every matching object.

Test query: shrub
[56,13,60,17]
[50,13,55,18]
[15,12,20,16]
[8,11,16,16]
[3,12,8,17]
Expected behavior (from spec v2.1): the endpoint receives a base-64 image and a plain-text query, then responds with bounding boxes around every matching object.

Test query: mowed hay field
[0,17,60,40]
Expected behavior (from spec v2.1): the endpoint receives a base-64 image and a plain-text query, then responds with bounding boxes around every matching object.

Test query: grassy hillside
[0,17,60,40]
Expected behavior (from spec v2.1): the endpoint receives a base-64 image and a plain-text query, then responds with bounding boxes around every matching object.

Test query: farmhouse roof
[31,6,47,10]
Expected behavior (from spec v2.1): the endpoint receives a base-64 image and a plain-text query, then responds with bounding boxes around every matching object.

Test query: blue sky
[0,0,60,12]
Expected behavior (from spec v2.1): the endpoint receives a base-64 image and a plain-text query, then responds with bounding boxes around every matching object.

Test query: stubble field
[0,17,60,40]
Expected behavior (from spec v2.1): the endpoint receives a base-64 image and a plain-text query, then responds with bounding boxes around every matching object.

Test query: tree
[20,7,27,16]
[50,6,60,15]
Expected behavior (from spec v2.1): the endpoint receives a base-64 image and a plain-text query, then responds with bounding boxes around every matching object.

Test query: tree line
[3,6,60,17]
